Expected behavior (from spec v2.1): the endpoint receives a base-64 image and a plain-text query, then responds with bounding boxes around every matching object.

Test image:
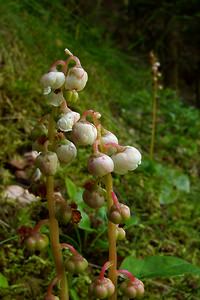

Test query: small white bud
[46,91,65,106]
[56,140,77,164]
[88,153,114,177]
[111,146,141,175]
[41,71,65,91]
[72,121,97,145]
[57,111,80,132]
[101,130,118,154]
[65,67,88,91]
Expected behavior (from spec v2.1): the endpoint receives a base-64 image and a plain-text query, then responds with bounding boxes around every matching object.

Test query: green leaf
[0,273,9,288]
[120,256,200,279]
[124,215,140,229]
[70,288,79,300]
[65,178,78,199]
[159,185,178,205]
[174,174,190,193]
[78,211,95,232]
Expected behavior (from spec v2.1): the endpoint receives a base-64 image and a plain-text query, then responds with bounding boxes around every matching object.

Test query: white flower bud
[88,153,114,177]
[101,130,118,154]
[57,111,80,132]
[111,146,141,175]
[72,121,97,145]
[35,152,59,176]
[65,67,88,91]
[101,130,118,145]
[41,71,65,91]
[46,91,65,106]
[56,140,77,164]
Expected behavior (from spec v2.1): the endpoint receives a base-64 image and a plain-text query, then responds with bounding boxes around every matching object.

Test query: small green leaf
[78,211,95,232]
[65,178,77,199]
[159,185,178,205]
[120,256,200,279]
[70,288,79,300]
[0,273,9,288]
[174,174,190,193]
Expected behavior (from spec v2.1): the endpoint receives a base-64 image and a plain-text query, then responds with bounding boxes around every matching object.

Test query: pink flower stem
[60,243,79,255]
[46,275,60,297]
[50,60,67,72]
[111,191,121,211]
[65,55,81,72]
[99,261,113,280]
[32,219,49,234]
[118,269,136,283]
[103,143,125,152]
[81,109,101,127]
[93,140,100,154]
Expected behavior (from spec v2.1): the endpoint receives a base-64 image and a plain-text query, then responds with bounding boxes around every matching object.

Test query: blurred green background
[0,1,200,299]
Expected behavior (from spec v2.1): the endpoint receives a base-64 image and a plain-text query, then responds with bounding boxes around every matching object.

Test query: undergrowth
[0,1,200,299]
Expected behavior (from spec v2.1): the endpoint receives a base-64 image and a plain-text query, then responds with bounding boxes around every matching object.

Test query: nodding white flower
[111,146,141,175]
[72,121,97,145]
[57,111,80,132]
[56,140,77,164]
[88,153,114,177]
[41,71,65,94]
[65,67,88,91]
[46,91,65,106]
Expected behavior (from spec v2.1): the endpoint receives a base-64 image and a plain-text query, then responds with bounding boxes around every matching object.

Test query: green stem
[150,87,157,160]
[46,110,69,300]
[105,173,117,300]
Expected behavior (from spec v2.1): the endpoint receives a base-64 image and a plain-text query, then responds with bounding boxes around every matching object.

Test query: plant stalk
[46,110,69,300]
[150,84,157,160]
[105,173,117,300]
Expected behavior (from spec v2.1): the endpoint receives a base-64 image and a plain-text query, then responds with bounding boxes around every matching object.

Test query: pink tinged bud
[65,255,88,274]
[72,121,97,145]
[41,71,65,93]
[83,187,105,209]
[46,91,65,106]
[56,140,77,164]
[88,153,114,177]
[101,130,118,145]
[57,111,80,132]
[65,67,88,91]
[35,151,59,176]
[111,146,142,175]
[101,130,118,154]
[134,279,145,298]
[89,278,115,299]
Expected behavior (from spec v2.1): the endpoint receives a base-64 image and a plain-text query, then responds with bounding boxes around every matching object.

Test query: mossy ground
[0,1,200,299]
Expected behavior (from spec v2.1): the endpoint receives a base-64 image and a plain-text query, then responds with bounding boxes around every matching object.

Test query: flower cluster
[28,49,144,299]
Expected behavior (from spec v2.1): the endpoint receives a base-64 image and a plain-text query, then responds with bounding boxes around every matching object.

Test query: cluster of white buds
[40,49,88,106]
[150,51,162,90]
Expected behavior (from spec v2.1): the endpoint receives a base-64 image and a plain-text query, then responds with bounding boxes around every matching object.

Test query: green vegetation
[0,1,200,299]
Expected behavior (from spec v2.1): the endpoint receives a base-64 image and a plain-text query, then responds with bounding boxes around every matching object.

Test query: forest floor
[0,1,200,299]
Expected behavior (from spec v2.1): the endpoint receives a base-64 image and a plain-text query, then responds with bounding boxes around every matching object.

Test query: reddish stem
[118,269,136,283]
[46,276,60,297]
[103,143,125,152]
[99,261,113,280]
[111,192,121,211]
[60,243,79,255]
[50,60,67,73]
[81,110,101,127]
[32,219,49,234]
[65,55,81,71]
[93,140,100,154]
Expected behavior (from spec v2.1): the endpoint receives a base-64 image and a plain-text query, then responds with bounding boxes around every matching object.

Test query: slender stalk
[150,82,157,160]
[46,110,69,300]
[105,173,117,300]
